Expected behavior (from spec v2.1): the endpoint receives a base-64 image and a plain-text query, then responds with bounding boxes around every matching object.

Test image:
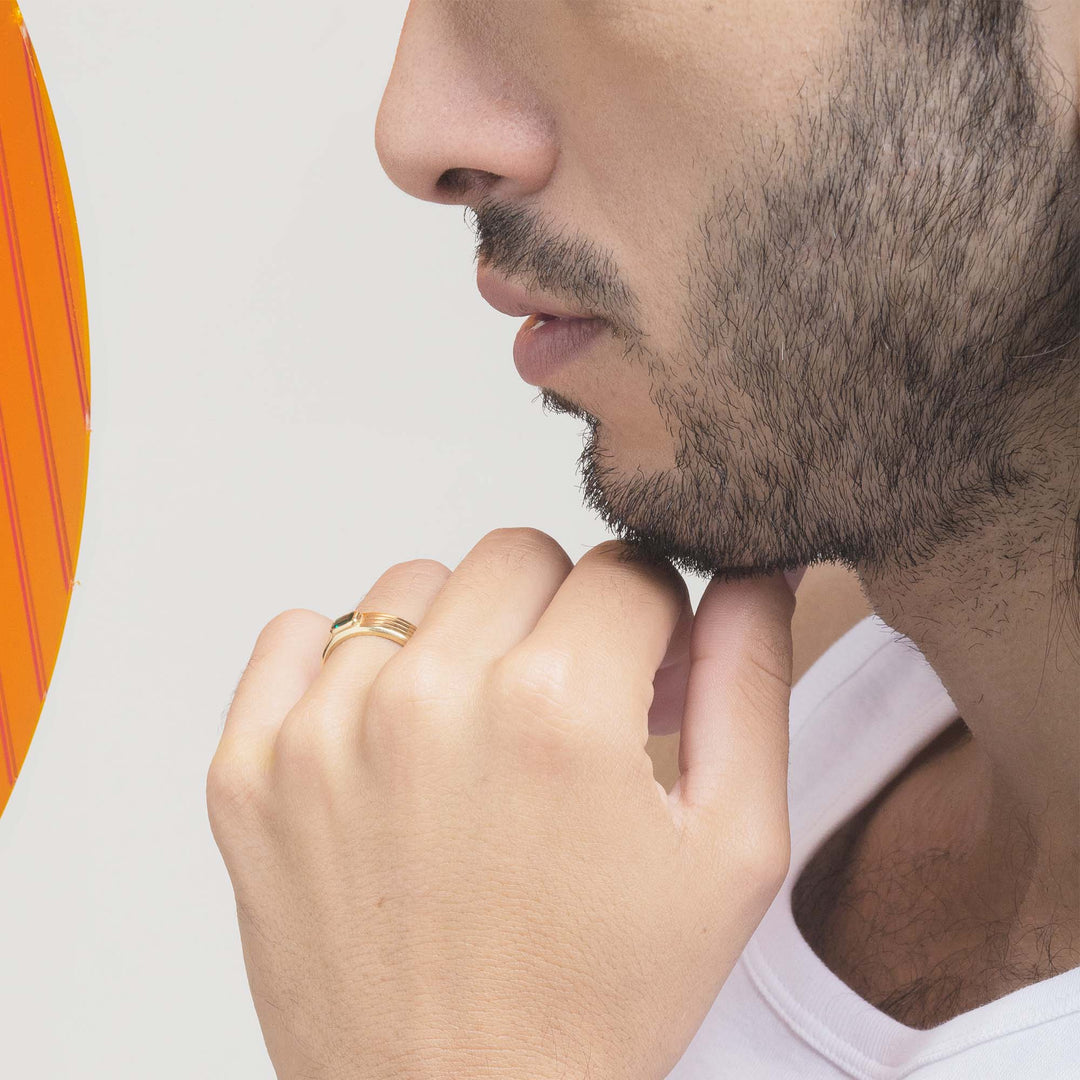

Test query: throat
[790,717,1080,1029]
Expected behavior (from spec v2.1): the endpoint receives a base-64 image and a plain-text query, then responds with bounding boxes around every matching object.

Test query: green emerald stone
[331,612,355,631]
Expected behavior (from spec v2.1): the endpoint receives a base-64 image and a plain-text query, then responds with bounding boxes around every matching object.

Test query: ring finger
[213,559,451,797]
[310,558,453,713]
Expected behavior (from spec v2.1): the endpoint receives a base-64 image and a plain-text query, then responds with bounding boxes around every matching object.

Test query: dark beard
[468,0,1078,611]
[572,0,1078,594]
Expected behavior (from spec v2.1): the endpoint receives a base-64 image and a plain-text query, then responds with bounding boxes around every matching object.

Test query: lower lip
[513,314,607,385]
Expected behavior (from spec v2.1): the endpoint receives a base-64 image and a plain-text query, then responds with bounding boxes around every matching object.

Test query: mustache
[465,195,641,338]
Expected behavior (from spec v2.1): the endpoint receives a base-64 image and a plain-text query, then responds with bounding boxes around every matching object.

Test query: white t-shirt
[667,613,1080,1079]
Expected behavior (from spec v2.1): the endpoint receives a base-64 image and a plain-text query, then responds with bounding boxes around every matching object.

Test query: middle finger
[391,527,576,668]
[515,540,691,741]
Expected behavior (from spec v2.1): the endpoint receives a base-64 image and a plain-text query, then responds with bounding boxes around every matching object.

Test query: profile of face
[376,0,1079,589]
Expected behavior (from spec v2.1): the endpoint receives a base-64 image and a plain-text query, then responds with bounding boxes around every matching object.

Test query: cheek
[558,1,845,215]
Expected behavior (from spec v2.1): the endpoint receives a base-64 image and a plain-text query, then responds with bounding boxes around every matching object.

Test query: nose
[374,2,557,206]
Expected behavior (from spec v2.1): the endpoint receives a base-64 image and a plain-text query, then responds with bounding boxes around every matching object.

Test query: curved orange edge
[0,1,91,817]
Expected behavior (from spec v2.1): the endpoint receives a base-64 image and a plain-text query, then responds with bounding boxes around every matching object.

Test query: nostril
[436,167,500,199]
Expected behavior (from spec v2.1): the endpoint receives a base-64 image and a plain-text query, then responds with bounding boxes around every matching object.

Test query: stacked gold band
[322,610,419,662]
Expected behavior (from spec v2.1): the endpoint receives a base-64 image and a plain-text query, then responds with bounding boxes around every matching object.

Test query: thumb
[669,569,797,839]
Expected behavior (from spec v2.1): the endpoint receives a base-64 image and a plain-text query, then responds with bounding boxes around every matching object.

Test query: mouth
[475,265,609,384]
[513,312,607,386]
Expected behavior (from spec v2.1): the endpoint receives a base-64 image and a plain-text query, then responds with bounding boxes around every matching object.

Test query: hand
[206,529,800,1080]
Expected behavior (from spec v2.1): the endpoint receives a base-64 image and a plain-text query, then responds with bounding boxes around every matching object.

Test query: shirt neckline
[740,614,1080,1079]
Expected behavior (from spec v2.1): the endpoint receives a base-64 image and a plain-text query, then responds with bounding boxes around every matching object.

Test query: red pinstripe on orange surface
[0,1,90,816]
[23,26,89,428]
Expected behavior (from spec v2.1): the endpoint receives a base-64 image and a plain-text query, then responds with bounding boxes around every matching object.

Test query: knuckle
[732,825,791,899]
[480,527,571,572]
[485,525,557,548]
[268,698,369,807]
[365,649,461,721]
[206,752,265,826]
[272,711,334,778]
[489,648,572,712]
[258,608,327,645]
[587,538,677,577]
[584,542,689,619]
[586,539,657,573]
[382,558,452,591]
[362,672,411,721]
[485,649,586,750]
[362,651,472,768]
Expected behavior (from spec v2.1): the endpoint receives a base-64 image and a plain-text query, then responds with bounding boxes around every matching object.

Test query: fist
[206,529,799,1080]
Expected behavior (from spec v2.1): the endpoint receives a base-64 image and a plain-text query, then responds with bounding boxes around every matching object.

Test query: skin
[375,0,1080,1028]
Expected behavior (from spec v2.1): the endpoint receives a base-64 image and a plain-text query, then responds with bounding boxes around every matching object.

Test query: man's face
[376,1,1079,584]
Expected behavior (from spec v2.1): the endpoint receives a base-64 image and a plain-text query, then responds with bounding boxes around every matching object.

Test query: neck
[858,422,1079,926]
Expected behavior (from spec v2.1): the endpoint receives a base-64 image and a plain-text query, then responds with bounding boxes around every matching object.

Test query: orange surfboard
[0,2,90,819]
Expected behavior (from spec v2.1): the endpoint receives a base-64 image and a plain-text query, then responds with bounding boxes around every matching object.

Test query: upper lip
[476,266,600,321]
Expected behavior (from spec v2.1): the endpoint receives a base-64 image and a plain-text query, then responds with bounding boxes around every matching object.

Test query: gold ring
[322,610,418,663]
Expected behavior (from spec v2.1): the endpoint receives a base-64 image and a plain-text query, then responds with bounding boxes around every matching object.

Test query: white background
[0,2,711,1076]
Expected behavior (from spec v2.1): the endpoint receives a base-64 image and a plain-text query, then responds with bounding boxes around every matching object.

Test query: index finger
[509,540,691,750]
